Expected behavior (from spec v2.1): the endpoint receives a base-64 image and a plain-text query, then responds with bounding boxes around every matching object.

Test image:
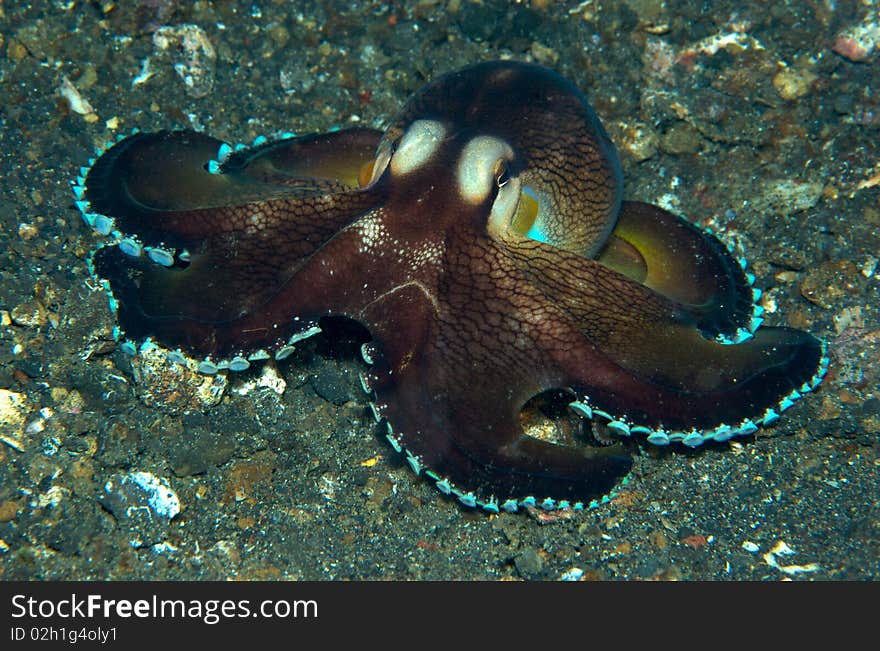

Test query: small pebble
[619,121,659,162]
[100,471,181,548]
[559,567,584,581]
[17,223,38,240]
[0,389,28,452]
[772,67,816,101]
[0,500,20,522]
[660,122,702,155]
[11,300,49,328]
[514,547,544,579]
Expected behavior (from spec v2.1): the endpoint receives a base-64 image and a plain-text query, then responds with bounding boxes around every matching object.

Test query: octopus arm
[598,201,756,338]
[507,238,825,434]
[360,282,633,508]
[84,130,387,357]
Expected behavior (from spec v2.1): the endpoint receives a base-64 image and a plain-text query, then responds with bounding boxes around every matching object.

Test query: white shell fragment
[59,74,98,122]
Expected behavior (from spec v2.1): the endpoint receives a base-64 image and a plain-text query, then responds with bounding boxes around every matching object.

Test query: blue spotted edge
[702,222,766,345]
[73,130,828,515]
[362,382,632,514]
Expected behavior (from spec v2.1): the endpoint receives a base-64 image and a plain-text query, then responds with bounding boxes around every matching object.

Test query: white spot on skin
[354,212,443,272]
[244,211,267,236]
[391,119,447,176]
[354,213,390,255]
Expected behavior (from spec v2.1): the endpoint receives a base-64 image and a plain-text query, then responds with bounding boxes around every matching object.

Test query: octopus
[72,61,827,513]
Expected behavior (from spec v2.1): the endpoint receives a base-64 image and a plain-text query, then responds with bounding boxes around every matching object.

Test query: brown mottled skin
[81,62,823,507]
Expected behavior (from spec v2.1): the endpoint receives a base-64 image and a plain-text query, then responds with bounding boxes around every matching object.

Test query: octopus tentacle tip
[73,60,826,513]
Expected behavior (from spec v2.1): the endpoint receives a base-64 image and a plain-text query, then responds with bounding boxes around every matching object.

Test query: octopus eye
[495,161,511,188]
[459,135,525,242]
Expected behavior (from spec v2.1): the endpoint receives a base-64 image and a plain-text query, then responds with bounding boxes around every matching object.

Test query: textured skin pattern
[77,61,826,510]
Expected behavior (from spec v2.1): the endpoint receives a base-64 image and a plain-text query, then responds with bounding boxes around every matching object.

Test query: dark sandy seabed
[0,0,877,581]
